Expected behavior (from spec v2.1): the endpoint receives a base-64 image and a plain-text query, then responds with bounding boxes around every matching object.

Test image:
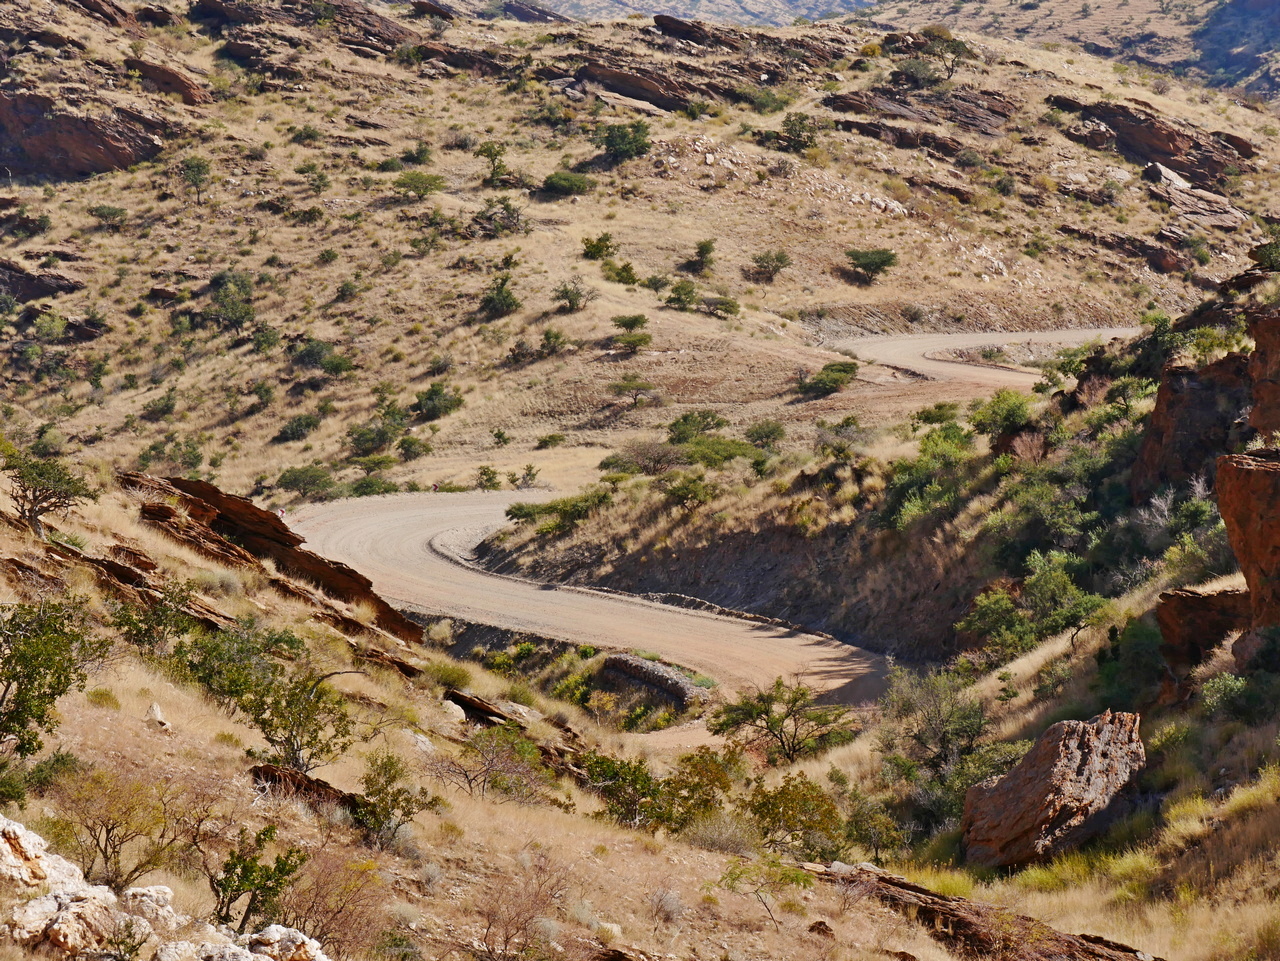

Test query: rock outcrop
[1046,96,1253,189]
[1143,163,1248,230]
[118,472,421,645]
[0,258,84,302]
[1243,306,1280,434]
[1129,352,1252,502]
[0,90,172,179]
[249,764,364,819]
[602,653,712,708]
[123,58,212,105]
[817,862,1165,961]
[1216,451,1280,631]
[1155,586,1252,679]
[1058,225,1192,275]
[194,0,419,56]
[961,710,1145,868]
[0,813,329,961]
[653,15,745,50]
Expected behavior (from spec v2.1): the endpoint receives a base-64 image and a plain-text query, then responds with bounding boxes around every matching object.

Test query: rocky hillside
[860,0,1280,98]
[0,0,1275,511]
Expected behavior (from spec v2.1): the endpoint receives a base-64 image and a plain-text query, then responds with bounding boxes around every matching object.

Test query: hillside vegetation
[2,2,1280,961]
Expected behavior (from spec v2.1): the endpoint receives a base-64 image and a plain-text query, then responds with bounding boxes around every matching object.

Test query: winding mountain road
[293,491,887,704]
[292,327,1141,707]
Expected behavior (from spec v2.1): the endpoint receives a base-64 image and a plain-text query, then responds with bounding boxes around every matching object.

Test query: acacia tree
[709,676,856,763]
[0,446,97,538]
[180,155,212,204]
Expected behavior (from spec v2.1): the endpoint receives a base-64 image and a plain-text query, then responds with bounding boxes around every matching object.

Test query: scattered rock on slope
[961,710,1145,868]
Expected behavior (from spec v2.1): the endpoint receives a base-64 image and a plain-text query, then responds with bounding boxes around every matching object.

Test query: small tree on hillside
[0,446,98,538]
[845,248,898,284]
[474,140,510,185]
[709,676,856,764]
[751,249,792,282]
[237,670,363,774]
[609,372,656,407]
[179,155,212,204]
[392,171,446,201]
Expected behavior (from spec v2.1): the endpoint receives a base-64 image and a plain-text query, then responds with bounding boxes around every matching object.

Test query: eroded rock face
[1130,353,1252,502]
[1216,451,1280,630]
[0,90,171,179]
[0,258,85,302]
[0,813,327,961]
[1155,586,1252,678]
[0,817,90,892]
[123,58,212,105]
[961,710,1145,868]
[1244,307,1280,434]
[1046,96,1253,189]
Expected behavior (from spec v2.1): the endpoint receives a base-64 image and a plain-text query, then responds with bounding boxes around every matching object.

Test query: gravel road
[292,491,887,704]
[292,327,1142,707]
[842,326,1143,387]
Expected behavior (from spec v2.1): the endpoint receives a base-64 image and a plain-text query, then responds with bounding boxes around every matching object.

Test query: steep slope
[859,0,1280,98]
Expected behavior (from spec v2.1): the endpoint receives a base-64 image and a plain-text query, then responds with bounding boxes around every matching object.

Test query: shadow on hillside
[1190,0,1280,90]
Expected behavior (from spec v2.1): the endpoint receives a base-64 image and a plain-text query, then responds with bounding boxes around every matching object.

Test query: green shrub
[542,171,596,195]
[593,121,651,161]
[536,433,566,449]
[796,362,858,397]
[351,475,399,497]
[275,414,321,443]
[398,436,432,460]
[751,250,792,281]
[582,233,619,260]
[413,382,464,420]
[665,279,699,311]
[733,85,794,114]
[277,465,334,496]
[479,273,521,318]
[424,660,471,689]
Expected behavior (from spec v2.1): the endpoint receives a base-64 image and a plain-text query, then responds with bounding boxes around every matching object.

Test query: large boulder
[9,890,140,956]
[0,816,90,893]
[961,710,1145,868]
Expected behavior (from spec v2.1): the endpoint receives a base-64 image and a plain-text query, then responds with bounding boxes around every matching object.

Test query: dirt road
[842,326,1143,388]
[293,327,1141,709]
[292,491,887,704]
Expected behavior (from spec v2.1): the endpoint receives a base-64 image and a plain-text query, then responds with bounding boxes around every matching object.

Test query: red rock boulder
[1244,307,1280,434]
[1130,353,1252,502]
[961,710,1145,868]
[1154,586,1251,677]
[1216,451,1280,630]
